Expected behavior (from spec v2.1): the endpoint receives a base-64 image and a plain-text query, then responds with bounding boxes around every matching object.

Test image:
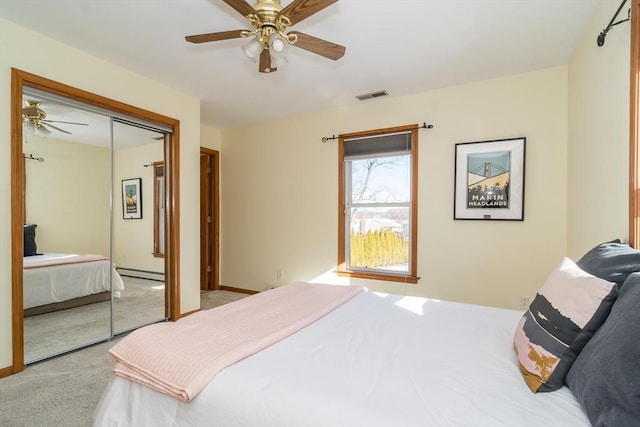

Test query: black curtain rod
[597,0,630,47]
[23,153,44,162]
[321,122,434,143]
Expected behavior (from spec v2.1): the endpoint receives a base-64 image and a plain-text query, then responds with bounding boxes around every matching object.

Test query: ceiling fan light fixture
[242,38,263,61]
[268,33,288,55]
[28,124,51,136]
[270,54,288,69]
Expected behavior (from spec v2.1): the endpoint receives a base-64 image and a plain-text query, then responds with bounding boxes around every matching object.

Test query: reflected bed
[23,253,125,317]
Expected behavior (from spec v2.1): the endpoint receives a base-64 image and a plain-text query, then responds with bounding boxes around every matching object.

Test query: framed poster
[122,178,142,219]
[454,137,525,220]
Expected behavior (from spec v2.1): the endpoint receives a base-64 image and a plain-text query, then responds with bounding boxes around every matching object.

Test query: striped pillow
[513,257,617,393]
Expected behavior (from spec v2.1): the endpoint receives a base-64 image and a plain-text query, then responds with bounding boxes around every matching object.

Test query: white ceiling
[0,0,602,130]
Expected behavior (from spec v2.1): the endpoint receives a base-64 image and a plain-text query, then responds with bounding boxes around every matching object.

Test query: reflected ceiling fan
[22,100,89,136]
[185,0,346,73]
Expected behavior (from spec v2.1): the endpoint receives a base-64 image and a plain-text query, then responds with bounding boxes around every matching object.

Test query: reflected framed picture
[122,178,142,219]
[454,137,526,221]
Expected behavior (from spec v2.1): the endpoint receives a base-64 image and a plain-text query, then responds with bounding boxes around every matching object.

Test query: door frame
[10,68,181,374]
[200,148,220,291]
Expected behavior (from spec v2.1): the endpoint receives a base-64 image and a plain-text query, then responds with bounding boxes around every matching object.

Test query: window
[338,125,418,283]
[153,161,165,257]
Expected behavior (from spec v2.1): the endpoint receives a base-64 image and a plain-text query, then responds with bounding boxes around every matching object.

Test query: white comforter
[94,290,591,427]
[23,253,125,309]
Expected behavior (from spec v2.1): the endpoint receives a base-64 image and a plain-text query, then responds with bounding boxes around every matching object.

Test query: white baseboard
[117,267,164,282]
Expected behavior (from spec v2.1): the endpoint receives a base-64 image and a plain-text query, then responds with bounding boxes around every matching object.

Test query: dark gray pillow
[576,240,640,287]
[565,272,640,427]
[23,224,37,257]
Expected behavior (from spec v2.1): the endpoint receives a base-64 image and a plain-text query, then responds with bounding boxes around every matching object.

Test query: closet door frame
[10,68,181,374]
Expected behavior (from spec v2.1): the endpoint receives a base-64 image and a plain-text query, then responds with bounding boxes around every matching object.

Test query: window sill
[337,269,419,284]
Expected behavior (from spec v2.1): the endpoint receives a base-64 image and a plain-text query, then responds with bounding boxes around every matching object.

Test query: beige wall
[24,135,111,256]
[201,124,222,151]
[567,0,631,258]
[0,18,203,370]
[113,142,165,273]
[221,66,569,310]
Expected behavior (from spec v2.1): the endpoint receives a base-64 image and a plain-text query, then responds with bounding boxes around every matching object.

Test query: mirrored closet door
[111,120,168,335]
[19,83,172,365]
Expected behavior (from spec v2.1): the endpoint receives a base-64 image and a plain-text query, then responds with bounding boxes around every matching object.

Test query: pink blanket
[109,282,364,402]
[23,254,108,269]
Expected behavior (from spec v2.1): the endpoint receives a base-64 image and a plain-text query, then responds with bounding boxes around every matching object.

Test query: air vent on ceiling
[356,90,389,101]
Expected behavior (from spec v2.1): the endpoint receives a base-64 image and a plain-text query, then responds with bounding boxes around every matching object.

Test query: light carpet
[0,289,247,427]
[24,276,167,363]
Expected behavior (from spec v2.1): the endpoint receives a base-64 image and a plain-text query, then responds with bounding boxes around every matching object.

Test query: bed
[94,240,640,427]
[94,284,596,426]
[23,252,125,317]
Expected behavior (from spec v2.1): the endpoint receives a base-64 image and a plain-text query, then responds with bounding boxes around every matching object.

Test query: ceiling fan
[22,100,89,136]
[185,0,346,73]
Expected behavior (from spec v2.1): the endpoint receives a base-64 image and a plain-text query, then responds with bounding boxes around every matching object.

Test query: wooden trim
[409,127,419,278]
[152,161,165,258]
[630,0,640,248]
[337,270,419,284]
[337,135,346,272]
[11,69,25,375]
[337,124,419,283]
[177,307,199,319]
[10,68,181,373]
[14,69,178,128]
[201,148,220,291]
[168,122,181,321]
[212,151,220,291]
[219,285,259,295]
[0,365,14,379]
[339,123,419,139]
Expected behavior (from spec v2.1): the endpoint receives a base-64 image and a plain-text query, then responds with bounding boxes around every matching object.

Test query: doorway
[200,148,219,291]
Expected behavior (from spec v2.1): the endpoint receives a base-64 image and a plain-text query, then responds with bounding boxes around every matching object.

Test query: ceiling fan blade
[222,0,255,17]
[259,49,277,73]
[43,122,72,135]
[185,30,246,44]
[279,0,338,26]
[44,119,89,126]
[289,31,345,60]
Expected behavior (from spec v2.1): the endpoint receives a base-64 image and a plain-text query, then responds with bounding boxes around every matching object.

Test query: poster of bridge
[454,137,526,221]
[466,150,510,209]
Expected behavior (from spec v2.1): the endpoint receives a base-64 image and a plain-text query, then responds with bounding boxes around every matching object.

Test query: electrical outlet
[519,296,531,310]
[276,269,284,281]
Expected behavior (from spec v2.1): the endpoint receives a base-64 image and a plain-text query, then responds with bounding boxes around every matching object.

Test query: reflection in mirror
[22,91,113,363]
[153,162,165,258]
[12,69,179,372]
[21,91,170,363]
[112,121,168,335]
